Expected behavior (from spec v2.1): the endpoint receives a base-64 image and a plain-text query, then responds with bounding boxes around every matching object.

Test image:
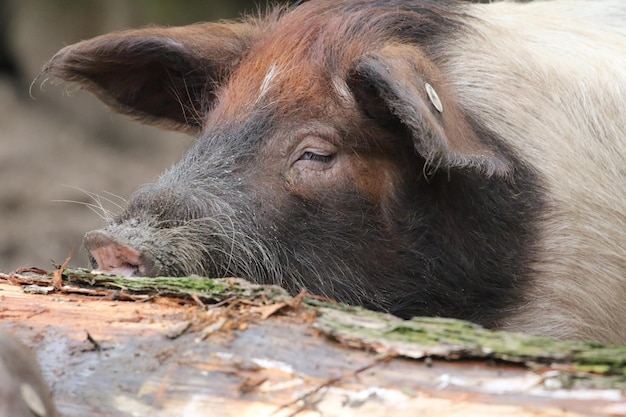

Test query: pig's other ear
[41,22,257,135]
[347,44,510,177]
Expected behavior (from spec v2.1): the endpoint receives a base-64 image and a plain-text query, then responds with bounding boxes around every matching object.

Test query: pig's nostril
[118,261,141,276]
[84,231,149,277]
[90,244,145,277]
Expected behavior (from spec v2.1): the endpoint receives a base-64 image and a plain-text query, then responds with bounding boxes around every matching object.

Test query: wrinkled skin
[44,0,541,327]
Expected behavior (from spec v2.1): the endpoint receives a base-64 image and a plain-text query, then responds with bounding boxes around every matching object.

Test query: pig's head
[43,1,540,326]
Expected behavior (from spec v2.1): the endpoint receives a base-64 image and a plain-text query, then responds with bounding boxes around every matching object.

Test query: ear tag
[425,83,443,113]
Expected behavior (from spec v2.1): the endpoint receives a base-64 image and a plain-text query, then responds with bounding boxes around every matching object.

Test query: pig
[0,333,58,417]
[42,0,626,344]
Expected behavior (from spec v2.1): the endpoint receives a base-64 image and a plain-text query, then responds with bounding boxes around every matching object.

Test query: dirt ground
[0,76,193,271]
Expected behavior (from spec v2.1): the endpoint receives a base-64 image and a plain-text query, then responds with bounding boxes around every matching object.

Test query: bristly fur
[45,0,626,344]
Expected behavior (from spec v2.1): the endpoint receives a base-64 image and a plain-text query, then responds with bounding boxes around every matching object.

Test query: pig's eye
[299,151,334,164]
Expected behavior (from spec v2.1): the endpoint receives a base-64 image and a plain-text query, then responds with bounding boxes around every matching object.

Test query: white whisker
[51,199,109,220]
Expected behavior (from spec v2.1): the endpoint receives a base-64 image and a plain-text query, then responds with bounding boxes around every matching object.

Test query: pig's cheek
[284,168,302,188]
[284,168,310,196]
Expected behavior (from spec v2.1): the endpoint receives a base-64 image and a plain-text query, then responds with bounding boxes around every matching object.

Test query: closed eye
[299,151,335,163]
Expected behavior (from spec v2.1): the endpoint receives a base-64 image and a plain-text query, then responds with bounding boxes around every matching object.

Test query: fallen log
[1,268,625,416]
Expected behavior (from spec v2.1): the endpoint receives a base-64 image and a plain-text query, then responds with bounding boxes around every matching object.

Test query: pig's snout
[84,230,156,277]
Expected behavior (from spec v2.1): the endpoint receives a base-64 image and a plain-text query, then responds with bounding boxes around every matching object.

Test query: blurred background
[0,0,289,271]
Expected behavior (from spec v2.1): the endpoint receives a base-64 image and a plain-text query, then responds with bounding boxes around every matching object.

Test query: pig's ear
[348,44,510,177]
[42,22,256,135]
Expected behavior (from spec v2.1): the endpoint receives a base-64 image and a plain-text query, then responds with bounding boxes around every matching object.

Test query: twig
[52,252,72,289]
[272,354,393,417]
[190,293,206,308]
[85,331,102,352]
[153,364,179,405]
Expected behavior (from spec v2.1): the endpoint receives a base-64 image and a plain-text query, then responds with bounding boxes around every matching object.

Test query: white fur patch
[333,76,354,106]
[449,0,626,344]
[259,63,279,99]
